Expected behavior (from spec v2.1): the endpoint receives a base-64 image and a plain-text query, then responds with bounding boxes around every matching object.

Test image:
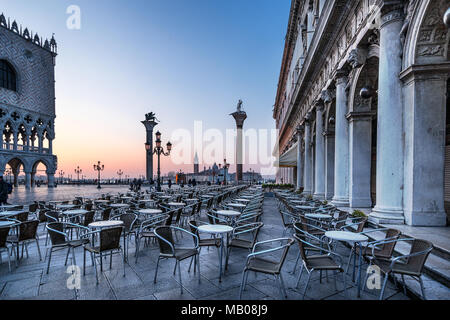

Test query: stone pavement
[0,195,410,300]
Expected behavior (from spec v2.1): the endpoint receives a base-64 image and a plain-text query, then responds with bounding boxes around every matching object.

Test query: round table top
[109,204,130,208]
[200,195,213,198]
[57,204,77,210]
[138,209,163,215]
[185,198,199,202]
[63,209,88,216]
[296,205,315,210]
[0,204,20,209]
[138,199,155,202]
[0,220,16,227]
[121,197,133,200]
[198,224,233,234]
[240,195,254,199]
[168,202,186,206]
[159,196,172,199]
[305,213,332,219]
[95,200,110,203]
[216,210,241,217]
[290,200,305,204]
[325,231,368,243]
[0,210,25,217]
[229,203,246,208]
[235,199,251,202]
[89,220,124,229]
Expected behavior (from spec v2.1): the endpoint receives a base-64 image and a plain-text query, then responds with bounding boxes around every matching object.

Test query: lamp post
[59,170,65,184]
[74,166,82,185]
[148,131,172,192]
[117,169,123,184]
[222,159,230,186]
[93,161,104,189]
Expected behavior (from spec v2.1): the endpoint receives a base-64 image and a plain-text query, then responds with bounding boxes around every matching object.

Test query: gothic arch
[403,0,450,70]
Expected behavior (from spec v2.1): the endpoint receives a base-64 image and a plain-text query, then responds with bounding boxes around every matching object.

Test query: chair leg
[279,273,288,298]
[93,253,99,285]
[178,259,183,294]
[173,260,178,275]
[46,248,53,274]
[345,247,353,275]
[35,238,42,261]
[239,269,248,300]
[154,256,161,283]
[64,247,70,266]
[135,237,140,264]
[83,248,86,276]
[401,275,407,295]
[379,274,389,300]
[71,247,77,266]
[110,251,113,270]
[291,251,300,274]
[122,248,126,277]
[302,272,312,300]
[419,276,427,300]
[296,264,304,288]
[197,253,201,284]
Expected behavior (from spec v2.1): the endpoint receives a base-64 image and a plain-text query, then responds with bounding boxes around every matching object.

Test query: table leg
[219,234,223,282]
[357,242,362,298]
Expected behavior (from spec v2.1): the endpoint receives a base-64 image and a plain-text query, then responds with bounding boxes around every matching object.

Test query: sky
[2,0,290,179]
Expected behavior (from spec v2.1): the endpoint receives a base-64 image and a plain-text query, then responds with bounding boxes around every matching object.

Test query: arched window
[0,60,17,91]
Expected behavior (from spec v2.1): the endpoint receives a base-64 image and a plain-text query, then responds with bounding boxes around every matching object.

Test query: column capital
[321,89,335,104]
[380,0,405,27]
[346,111,376,122]
[296,124,305,135]
[304,112,312,126]
[335,67,350,85]
[314,99,325,112]
[347,48,368,69]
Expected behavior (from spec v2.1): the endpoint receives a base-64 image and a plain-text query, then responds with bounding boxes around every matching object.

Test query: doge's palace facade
[274,0,450,226]
[0,14,58,188]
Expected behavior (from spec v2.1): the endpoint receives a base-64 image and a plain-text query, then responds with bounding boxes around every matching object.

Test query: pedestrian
[168,179,172,189]
[0,176,11,205]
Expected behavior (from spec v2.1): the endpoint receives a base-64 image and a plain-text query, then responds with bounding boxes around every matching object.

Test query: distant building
[0,14,58,188]
[193,152,199,174]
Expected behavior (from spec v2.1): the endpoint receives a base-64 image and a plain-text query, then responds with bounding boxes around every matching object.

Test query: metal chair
[153,226,200,294]
[46,222,90,273]
[7,220,41,262]
[82,226,126,284]
[135,213,169,263]
[293,232,346,299]
[0,225,16,272]
[239,238,294,300]
[364,238,433,300]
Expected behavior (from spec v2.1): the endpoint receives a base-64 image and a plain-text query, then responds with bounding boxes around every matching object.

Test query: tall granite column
[371,2,405,223]
[47,172,55,188]
[296,125,304,191]
[231,102,247,183]
[332,69,350,207]
[141,115,158,182]
[303,116,312,195]
[313,101,325,199]
[25,170,31,190]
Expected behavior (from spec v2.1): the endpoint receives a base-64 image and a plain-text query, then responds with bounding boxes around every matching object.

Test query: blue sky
[2,0,290,178]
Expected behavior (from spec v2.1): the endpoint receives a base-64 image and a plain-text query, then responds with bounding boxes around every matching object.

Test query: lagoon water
[8,185,136,204]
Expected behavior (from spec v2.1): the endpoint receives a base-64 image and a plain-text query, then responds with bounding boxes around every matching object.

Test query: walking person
[0,176,11,205]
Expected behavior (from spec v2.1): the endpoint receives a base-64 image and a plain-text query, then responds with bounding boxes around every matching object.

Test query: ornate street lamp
[74,166,82,185]
[93,161,104,189]
[117,169,123,184]
[59,170,65,184]
[151,131,172,192]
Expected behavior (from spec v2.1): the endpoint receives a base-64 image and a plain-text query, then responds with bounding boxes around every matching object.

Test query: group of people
[129,178,143,192]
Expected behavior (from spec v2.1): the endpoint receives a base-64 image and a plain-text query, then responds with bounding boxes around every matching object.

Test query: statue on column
[236,99,243,112]
[145,112,159,122]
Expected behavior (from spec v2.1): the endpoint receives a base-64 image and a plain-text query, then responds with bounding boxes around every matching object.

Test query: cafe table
[295,205,315,211]
[0,204,19,211]
[325,231,368,298]
[0,210,25,218]
[138,209,162,218]
[216,210,241,226]
[197,224,233,282]
[88,220,126,263]
[56,204,76,210]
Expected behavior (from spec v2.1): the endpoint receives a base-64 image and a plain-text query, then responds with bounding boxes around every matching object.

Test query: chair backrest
[18,220,39,241]
[174,208,183,224]
[154,226,175,255]
[102,208,112,221]
[188,220,199,237]
[0,226,11,248]
[379,229,401,257]
[164,210,175,226]
[83,211,96,227]
[293,233,309,264]
[354,217,367,233]
[46,211,60,222]
[28,203,38,213]
[99,227,123,252]
[85,203,93,211]
[406,239,433,274]
[16,212,29,222]
[38,210,48,223]
[47,222,67,245]
[120,213,137,232]
[275,238,295,273]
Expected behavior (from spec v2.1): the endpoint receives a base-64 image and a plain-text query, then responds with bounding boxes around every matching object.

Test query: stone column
[48,138,53,154]
[314,102,325,199]
[332,70,350,207]
[400,67,448,226]
[141,117,158,182]
[47,172,55,188]
[13,171,19,188]
[324,130,335,200]
[296,125,304,191]
[371,2,405,223]
[25,171,31,189]
[231,109,247,183]
[303,116,313,194]
[12,131,18,151]
[348,112,375,207]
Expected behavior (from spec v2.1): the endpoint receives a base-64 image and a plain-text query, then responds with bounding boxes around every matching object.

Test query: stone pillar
[371,2,405,223]
[25,171,31,189]
[13,171,19,188]
[296,126,304,191]
[47,172,55,188]
[324,130,335,200]
[141,117,158,182]
[314,102,325,199]
[231,107,247,183]
[332,70,350,207]
[400,67,448,226]
[303,117,313,194]
[348,112,375,207]
[48,138,53,154]
[38,133,43,153]
[12,131,18,151]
